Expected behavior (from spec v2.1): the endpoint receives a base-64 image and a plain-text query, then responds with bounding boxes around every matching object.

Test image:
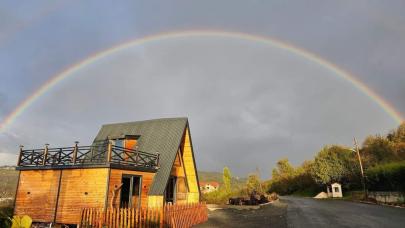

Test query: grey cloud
[1,37,398,178]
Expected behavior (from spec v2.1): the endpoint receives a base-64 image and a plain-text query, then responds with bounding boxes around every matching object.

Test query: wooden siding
[147,195,164,208]
[107,169,155,209]
[14,170,61,222]
[55,168,109,224]
[181,127,200,203]
[170,150,185,177]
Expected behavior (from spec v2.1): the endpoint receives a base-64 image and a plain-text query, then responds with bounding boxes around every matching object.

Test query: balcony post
[107,140,112,163]
[43,143,49,166]
[73,141,79,164]
[17,145,24,166]
[156,152,160,167]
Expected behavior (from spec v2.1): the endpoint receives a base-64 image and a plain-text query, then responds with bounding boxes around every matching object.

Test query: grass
[291,188,319,197]
[0,167,19,199]
[0,199,14,228]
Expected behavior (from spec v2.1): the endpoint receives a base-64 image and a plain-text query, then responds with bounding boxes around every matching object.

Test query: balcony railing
[17,141,160,170]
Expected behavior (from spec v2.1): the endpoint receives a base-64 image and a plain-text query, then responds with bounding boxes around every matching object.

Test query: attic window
[111,135,140,150]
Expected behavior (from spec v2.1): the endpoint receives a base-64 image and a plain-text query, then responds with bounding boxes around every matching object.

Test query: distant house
[13,117,201,226]
[199,181,219,193]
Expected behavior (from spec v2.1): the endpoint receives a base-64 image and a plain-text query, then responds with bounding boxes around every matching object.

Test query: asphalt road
[195,201,287,228]
[283,196,405,228]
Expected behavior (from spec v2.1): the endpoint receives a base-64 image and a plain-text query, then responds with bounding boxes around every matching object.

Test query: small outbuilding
[327,182,342,198]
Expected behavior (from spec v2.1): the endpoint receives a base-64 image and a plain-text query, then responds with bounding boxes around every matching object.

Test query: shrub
[0,207,13,228]
[366,161,405,192]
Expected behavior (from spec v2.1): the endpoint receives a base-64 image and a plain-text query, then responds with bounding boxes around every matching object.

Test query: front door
[165,176,177,203]
[120,175,142,208]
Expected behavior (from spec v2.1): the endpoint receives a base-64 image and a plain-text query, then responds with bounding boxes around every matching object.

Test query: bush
[366,161,405,192]
[202,190,231,204]
[0,207,13,228]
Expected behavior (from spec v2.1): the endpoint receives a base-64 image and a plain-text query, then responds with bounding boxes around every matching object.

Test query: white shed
[330,183,342,198]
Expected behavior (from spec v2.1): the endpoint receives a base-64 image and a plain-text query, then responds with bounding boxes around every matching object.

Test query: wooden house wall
[55,168,109,224]
[181,127,200,203]
[107,169,155,209]
[14,170,61,222]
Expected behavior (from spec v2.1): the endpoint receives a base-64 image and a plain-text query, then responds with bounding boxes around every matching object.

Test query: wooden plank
[14,170,60,222]
[55,168,109,224]
[181,127,200,203]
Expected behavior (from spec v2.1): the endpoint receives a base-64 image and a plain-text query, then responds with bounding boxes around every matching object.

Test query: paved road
[283,196,405,228]
[195,201,287,228]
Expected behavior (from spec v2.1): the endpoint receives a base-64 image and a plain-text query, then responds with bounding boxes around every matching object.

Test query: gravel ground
[195,200,287,228]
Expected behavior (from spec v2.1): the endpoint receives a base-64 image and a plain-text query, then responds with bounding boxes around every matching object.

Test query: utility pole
[353,137,367,199]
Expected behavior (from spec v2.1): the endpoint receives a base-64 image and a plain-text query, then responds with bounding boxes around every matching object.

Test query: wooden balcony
[16,141,160,172]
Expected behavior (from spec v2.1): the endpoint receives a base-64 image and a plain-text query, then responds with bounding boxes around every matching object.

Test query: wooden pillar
[156,152,160,167]
[43,143,49,166]
[73,141,79,164]
[107,141,112,162]
[17,145,24,166]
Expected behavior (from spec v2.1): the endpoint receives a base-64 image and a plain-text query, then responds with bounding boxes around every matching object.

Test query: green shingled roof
[93,117,189,195]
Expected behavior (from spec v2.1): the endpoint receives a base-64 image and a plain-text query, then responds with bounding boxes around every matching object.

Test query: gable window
[110,135,140,161]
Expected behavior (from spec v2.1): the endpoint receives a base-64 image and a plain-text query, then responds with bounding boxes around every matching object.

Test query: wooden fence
[80,202,208,228]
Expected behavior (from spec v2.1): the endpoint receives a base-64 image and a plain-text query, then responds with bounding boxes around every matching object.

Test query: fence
[80,202,208,228]
[351,191,405,204]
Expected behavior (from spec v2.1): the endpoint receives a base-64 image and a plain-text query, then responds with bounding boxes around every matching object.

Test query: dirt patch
[196,200,287,228]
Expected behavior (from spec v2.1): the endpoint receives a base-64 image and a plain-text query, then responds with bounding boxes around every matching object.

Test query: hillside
[0,166,18,199]
[198,171,246,187]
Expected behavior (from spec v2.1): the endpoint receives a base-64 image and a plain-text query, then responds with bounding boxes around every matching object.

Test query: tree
[362,135,396,166]
[275,158,295,177]
[387,122,405,143]
[246,174,262,194]
[268,158,297,195]
[310,145,355,186]
[387,122,405,160]
[223,167,232,193]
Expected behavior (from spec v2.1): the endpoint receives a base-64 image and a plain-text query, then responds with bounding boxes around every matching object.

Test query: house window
[112,136,139,149]
[111,136,139,161]
[120,175,142,208]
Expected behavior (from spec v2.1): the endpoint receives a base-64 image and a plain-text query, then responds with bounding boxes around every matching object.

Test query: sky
[0,1,404,178]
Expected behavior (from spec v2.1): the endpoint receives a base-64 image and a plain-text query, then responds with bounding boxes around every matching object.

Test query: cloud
[0,37,399,178]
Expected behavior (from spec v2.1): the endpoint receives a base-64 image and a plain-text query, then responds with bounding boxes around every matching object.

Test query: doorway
[165,176,177,203]
[120,175,142,208]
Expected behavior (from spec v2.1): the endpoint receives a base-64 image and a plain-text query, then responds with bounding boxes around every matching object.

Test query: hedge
[366,161,405,192]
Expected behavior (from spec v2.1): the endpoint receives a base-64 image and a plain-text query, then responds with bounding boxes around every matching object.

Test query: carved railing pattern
[17,141,159,169]
[110,146,159,167]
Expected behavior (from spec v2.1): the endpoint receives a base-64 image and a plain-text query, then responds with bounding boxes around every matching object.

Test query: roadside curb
[352,200,405,209]
[206,200,279,211]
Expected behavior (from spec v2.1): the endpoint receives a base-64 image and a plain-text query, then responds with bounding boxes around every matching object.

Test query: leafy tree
[310,145,355,185]
[362,135,396,166]
[246,174,262,194]
[269,158,296,194]
[387,122,405,160]
[276,158,295,177]
[223,167,232,193]
[387,122,405,143]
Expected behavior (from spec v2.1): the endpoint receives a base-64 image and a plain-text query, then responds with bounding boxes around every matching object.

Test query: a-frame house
[13,117,201,225]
